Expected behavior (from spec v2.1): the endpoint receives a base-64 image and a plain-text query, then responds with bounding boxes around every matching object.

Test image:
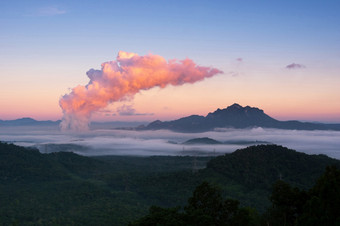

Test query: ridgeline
[142,103,340,132]
[1,142,339,225]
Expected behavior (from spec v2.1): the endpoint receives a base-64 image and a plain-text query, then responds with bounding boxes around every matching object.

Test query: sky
[1,0,340,123]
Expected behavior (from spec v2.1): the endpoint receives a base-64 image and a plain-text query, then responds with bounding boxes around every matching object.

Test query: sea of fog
[1,124,340,159]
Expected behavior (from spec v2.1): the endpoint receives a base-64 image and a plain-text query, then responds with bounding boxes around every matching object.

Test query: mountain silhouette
[143,103,340,132]
[0,118,60,126]
[183,137,222,145]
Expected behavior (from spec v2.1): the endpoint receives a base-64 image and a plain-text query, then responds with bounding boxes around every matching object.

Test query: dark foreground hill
[142,103,340,132]
[0,142,339,225]
[0,142,211,225]
[207,145,340,190]
[131,165,340,226]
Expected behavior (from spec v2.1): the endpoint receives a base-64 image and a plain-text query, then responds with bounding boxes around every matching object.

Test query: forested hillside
[131,166,340,226]
[1,142,339,225]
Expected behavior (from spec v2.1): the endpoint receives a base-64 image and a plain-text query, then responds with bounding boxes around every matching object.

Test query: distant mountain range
[0,118,60,126]
[2,104,340,132]
[142,103,340,132]
[0,118,146,128]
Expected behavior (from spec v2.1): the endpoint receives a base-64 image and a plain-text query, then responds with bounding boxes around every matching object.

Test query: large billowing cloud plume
[59,51,222,131]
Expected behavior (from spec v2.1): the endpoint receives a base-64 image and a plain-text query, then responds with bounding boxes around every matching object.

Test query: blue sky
[1,0,340,122]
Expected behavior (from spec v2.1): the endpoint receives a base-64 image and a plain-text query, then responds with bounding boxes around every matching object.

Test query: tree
[266,166,340,226]
[184,181,255,226]
[130,182,257,226]
[298,165,340,226]
[266,180,307,226]
[128,206,184,226]
[185,182,230,225]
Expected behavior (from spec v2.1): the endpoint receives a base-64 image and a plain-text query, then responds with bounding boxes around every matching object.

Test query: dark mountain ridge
[143,103,340,132]
[183,137,222,145]
[0,118,147,128]
[0,117,60,126]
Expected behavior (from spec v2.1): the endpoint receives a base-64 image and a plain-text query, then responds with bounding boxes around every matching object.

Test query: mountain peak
[143,104,340,132]
[16,117,37,122]
[228,103,242,109]
[204,103,275,128]
[209,103,264,116]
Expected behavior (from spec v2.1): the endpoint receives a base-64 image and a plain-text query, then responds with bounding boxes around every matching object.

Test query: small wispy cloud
[95,109,116,117]
[226,57,244,77]
[286,63,306,70]
[227,71,239,77]
[117,105,154,116]
[105,113,117,116]
[35,6,66,16]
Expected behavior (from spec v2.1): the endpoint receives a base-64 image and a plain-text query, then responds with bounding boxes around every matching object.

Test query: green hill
[206,145,340,190]
[0,142,150,225]
[1,142,339,225]
[0,142,210,225]
[200,145,340,211]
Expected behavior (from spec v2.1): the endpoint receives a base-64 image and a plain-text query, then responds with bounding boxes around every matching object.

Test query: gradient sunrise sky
[1,0,340,122]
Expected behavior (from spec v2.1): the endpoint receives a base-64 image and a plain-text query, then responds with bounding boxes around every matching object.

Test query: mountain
[1,141,339,224]
[0,141,211,225]
[0,118,147,129]
[183,137,222,145]
[206,145,340,190]
[0,117,60,126]
[143,103,340,132]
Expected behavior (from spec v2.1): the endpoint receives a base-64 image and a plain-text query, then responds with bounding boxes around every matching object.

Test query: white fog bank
[0,125,340,159]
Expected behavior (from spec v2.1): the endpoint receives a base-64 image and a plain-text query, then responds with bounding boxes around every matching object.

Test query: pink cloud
[59,51,222,131]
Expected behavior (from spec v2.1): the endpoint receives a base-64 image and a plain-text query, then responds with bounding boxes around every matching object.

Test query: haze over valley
[1,119,340,159]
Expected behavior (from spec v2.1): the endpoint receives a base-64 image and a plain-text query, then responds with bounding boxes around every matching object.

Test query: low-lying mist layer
[0,125,339,158]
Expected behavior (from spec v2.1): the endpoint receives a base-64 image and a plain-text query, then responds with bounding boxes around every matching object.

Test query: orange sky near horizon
[2,66,339,123]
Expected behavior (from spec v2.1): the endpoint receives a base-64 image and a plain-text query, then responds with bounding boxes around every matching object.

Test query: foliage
[264,165,340,226]
[298,165,340,226]
[132,165,340,226]
[1,142,340,225]
[0,141,210,225]
[207,145,340,190]
[129,206,185,226]
[131,181,259,226]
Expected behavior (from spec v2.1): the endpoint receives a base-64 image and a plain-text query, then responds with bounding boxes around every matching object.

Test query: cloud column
[59,51,223,131]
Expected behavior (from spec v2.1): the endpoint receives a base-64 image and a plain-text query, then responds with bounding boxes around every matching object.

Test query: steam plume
[59,51,222,131]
